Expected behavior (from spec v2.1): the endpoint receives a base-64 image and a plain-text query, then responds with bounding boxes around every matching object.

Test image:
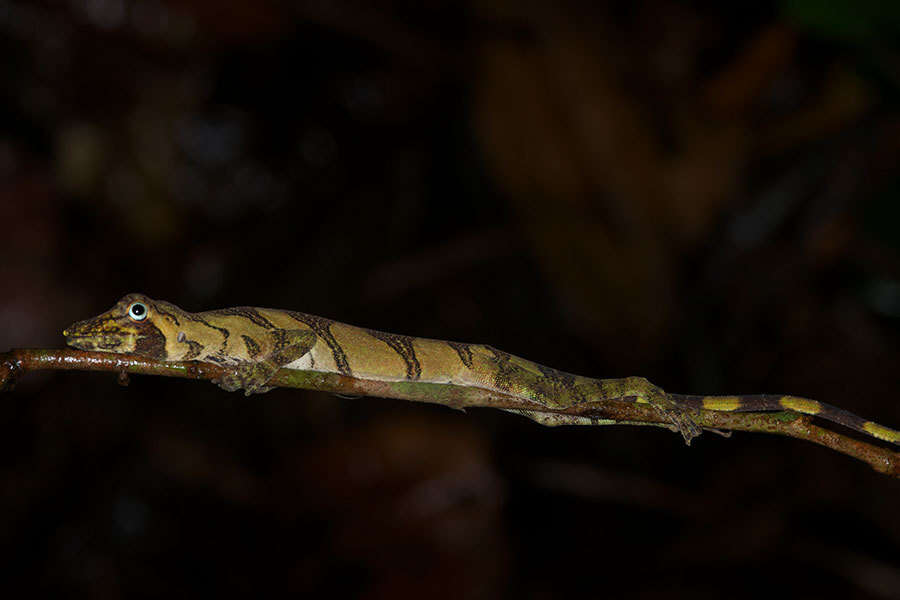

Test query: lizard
[62,293,900,445]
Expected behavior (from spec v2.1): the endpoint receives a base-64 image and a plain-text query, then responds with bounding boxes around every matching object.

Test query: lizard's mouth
[64,332,126,351]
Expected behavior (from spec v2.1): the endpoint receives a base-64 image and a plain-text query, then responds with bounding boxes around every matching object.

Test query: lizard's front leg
[214,329,317,395]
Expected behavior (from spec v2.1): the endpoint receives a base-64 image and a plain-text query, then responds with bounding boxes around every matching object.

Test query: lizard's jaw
[63,316,136,353]
[64,332,128,352]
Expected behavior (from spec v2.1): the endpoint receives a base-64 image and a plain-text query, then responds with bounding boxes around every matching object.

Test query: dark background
[2,0,900,597]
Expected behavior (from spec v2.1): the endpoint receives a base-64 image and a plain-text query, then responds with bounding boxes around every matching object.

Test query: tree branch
[2,348,897,477]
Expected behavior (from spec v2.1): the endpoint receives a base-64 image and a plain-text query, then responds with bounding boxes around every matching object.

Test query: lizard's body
[63,293,900,445]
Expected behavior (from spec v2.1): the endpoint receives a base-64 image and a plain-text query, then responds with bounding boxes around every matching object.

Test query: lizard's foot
[213,362,277,395]
[659,400,703,445]
[624,377,702,444]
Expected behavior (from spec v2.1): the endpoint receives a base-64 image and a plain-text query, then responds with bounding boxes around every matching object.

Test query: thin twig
[2,348,897,477]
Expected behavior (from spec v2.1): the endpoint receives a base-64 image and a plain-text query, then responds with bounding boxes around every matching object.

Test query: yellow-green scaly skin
[63,293,899,445]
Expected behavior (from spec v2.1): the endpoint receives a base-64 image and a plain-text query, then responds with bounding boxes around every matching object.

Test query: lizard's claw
[214,362,277,395]
[625,377,703,444]
[659,401,703,445]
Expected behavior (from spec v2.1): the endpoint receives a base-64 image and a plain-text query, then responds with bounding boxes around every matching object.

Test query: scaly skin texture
[64,293,900,445]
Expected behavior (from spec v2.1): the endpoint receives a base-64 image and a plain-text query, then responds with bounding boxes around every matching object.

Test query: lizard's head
[63,293,170,359]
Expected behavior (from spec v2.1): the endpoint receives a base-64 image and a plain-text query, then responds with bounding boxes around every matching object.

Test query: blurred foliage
[783,0,900,100]
[783,0,900,43]
[1,0,900,597]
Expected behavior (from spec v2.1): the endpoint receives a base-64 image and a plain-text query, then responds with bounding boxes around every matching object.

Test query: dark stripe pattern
[213,307,278,330]
[183,339,204,360]
[671,394,884,442]
[153,302,182,327]
[193,316,230,352]
[242,334,261,359]
[287,312,351,375]
[160,302,231,353]
[447,341,474,369]
[367,330,421,380]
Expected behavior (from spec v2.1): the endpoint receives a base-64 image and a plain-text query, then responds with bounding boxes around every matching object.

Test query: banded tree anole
[63,293,900,445]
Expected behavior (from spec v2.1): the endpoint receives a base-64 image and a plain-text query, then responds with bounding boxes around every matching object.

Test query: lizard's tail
[670,394,900,445]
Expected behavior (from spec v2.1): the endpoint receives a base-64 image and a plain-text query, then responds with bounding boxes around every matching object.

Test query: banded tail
[672,394,900,445]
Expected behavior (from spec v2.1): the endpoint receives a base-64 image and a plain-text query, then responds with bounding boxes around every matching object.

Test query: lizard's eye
[127,302,148,321]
